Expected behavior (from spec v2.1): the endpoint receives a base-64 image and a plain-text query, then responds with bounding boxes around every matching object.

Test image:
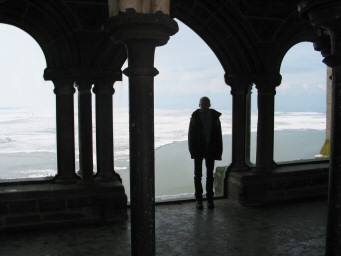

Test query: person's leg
[205,158,215,209]
[194,158,203,209]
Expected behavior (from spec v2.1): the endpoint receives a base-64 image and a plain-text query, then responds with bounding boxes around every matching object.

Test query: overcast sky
[0,19,326,112]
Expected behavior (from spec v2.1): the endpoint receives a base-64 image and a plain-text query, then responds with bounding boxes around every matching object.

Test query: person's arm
[216,118,223,159]
[188,117,195,157]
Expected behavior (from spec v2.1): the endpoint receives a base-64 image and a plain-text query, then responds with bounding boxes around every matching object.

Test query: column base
[253,162,277,173]
[95,170,122,182]
[53,174,79,184]
[228,163,251,172]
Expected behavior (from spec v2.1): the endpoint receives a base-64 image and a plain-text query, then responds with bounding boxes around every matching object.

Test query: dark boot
[207,198,214,209]
[196,198,203,210]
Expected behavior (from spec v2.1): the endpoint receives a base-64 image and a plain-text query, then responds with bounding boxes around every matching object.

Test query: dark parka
[188,109,223,160]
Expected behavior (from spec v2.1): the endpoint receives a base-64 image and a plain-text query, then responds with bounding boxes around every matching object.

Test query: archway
[275,42,326,162]
[0,24,56,180]
[113,19,231,201]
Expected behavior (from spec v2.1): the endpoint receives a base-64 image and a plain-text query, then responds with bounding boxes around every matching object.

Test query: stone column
[105,11,178,256]
[245,87,253,166]
[326,31,341,256]
[298,1,341,254]
[44,69,78,184]
[93,72,121,181]
[225,74,253,171]
[75,79,94,183]
[254,75,281,171]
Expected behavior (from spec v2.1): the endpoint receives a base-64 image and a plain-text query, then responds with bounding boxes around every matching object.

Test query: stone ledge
[226,160,329,206]
[0,181,127,231]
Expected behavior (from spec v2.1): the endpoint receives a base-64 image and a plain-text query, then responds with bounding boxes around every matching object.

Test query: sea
[0,107,327,200]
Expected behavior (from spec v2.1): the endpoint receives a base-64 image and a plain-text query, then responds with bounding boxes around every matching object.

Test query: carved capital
[44,68,73,82]
[298,0,341,67]
[254,73,282,94]
[104,10,178,47]
[93,81,116,95]
[93,70,121,95]
[73,68,97,92]
[298,0,341,30]
[225,73,253,95]
[44,68,76,96]
[314,29,331,58]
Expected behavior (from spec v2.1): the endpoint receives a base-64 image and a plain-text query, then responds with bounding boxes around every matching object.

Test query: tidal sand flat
[117,129,326,200]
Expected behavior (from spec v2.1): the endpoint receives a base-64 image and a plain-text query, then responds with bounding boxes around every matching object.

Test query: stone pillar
[105,11,178,256]
[93,72,121,181]
[254,75,281,171]
[44,70,78,184]
[225,74,253,171]
[245,86,253,166]
[75,79,94,183]
[298,1,341,254]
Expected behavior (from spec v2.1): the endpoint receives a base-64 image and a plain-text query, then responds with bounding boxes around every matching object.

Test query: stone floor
[0,198,327,256]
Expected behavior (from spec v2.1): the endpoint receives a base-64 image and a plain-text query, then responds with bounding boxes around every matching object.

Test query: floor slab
[0,198,327,256]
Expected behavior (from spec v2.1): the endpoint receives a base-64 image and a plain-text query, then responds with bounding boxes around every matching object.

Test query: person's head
[199,96,211,112]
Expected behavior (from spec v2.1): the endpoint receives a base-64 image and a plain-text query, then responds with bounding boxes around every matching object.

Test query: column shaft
[76,83,94,182]
[126,42,157,256]
[245,89,252,165]
[53,81,77,183]
[93,81,116,181]
[104,12,178,256]
[297,2,341,255]
[325,31,341,256]
[255,87,277,171]
[228,81,252,171]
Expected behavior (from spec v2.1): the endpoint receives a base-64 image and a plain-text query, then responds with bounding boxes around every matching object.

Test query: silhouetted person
[188,96,223,209]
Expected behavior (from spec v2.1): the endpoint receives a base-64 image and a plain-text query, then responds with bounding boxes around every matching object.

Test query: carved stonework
[66,2,108,30]
[247,18,282,41]
[237,0,293,19]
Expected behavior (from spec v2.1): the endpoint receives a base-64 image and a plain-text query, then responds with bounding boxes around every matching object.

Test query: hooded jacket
[188,109,223,160]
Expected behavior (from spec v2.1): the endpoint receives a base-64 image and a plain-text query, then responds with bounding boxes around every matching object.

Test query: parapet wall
[226,160,329,206]
[0,181,127,231]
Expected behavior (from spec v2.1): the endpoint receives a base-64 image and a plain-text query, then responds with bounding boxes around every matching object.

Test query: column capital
[44,69,76,96]
[254,73,282,93]
[43,68,73,82]
[225,73,253,95]
[93,70,121,95]
[74,68,96,92]
[298,0,341,30]
[104,10,178,79]
[104,9,178,47]
[314,29,331,58]
[298,1,341,67]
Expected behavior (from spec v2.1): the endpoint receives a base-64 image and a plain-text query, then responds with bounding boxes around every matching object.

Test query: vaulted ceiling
[0,0,316,79]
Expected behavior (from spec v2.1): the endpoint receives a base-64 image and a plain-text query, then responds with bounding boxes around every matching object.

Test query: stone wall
[226,160,329,206]
[0,181,127,230]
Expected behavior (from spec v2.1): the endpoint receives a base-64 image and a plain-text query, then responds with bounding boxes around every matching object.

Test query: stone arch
[170,0,256,75]
[272,13,317,75]
[0,0,81,70]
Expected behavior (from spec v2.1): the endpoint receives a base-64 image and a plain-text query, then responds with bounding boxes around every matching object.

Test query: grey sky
[0,20,326,112]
